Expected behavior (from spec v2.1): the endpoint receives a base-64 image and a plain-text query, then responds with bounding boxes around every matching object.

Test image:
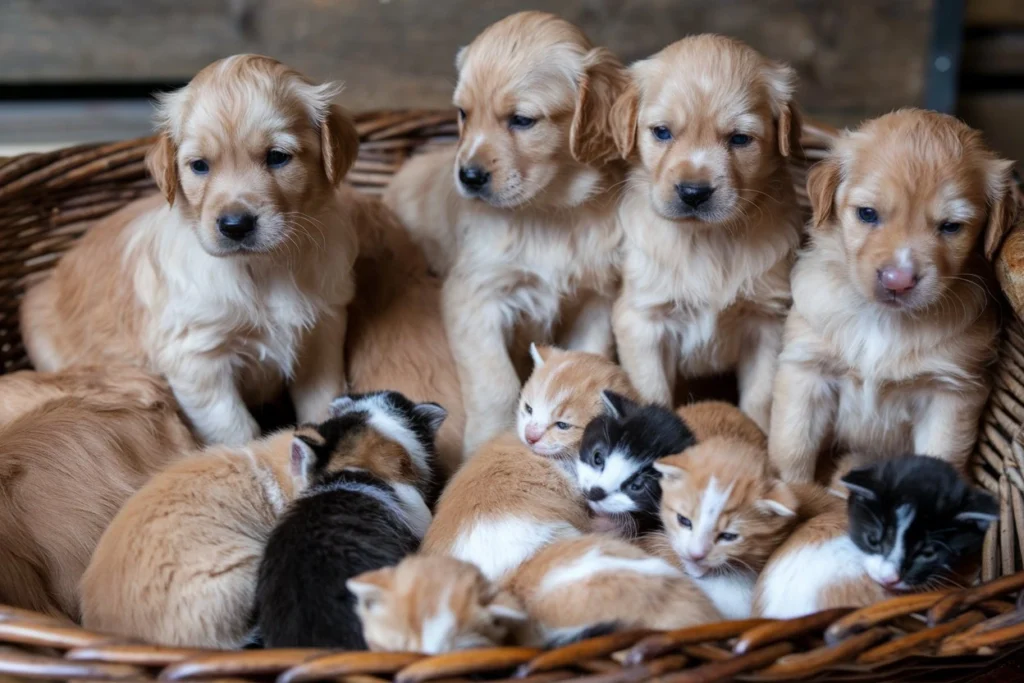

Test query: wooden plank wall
[0,0,934,126]
[960,0,1024,163]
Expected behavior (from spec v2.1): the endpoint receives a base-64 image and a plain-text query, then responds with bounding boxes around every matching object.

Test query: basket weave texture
[1,111,1023,682]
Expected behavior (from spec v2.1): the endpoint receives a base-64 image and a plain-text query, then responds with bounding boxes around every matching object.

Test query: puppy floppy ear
[762,60,801,158]
[571,47,629,167]
[807,157,842,231]
[146,133,179,205]
[321,104,360,186]
[610,82,639,160]
[983,159,1018,261]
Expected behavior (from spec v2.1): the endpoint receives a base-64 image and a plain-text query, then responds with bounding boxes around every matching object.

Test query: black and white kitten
[842,454,997,590]
[255,390,446,649]
[576,391,696,535]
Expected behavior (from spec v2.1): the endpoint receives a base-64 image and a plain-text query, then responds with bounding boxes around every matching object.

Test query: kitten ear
[840,467,878,501]
[290,436,317,483]
[956,489,999,529]
[529,343,549,369]
[414,402,448,433]
[757,480,799,517]
[329,395,358,418]
[347,567,395,611]
[486,590,528,624]
[601,390,638,420]
[653,459,686,483]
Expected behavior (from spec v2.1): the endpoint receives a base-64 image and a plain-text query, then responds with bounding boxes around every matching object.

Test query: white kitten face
[662,475,739,578]
[860,503,916,590]
[575,452,647,515]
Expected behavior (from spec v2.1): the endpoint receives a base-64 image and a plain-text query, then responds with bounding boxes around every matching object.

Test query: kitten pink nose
[878,264,918,293]
[524,425,544,444]
[688,546,708,561]
[877,571,900,587]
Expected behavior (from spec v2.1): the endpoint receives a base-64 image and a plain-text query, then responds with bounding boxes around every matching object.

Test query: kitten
[81,430,309,648]
[517,344,638,463]
[576,391,696,536]
[351,535,719,654]
[255,391,445,648]
[650,436,816,619]
[754,455,997,619]
[422,433,590,582]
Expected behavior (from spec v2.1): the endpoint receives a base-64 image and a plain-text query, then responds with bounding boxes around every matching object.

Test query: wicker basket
[1,111,1023,682]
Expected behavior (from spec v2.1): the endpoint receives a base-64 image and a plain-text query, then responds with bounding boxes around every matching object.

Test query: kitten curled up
[753,455,997,619]
[516,344,639,462]
[0,365,196,620]
[647,416,832,619]
[350,534,720,654]
[422,433,590,582]
[81,428,312,648]
[256,391,444,648]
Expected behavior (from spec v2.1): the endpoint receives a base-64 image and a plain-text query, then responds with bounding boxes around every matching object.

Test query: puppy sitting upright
[610,35,803,431]
[385,12,628,455]
[770,109,1015,483]
[21,55,359,445]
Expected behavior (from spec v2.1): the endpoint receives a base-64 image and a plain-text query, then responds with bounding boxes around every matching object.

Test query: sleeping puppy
[769,109,1016,483]
[21,54,360,445]
[610,35,803,431]
[384,11,629,456]
[0,365,196,620]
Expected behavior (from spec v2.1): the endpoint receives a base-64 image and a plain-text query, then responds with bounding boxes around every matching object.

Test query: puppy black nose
[458,166,490,191]
[676,184,715,208]
[217,213,257,241]
[586,487,607,502]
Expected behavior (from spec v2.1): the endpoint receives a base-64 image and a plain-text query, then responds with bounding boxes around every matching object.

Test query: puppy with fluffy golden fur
[610,35,803,431]
[345,196,465,478]
[0,366,196,620]
[769,109,1016,483]
[385,11,629,456]
[21,54,360,446]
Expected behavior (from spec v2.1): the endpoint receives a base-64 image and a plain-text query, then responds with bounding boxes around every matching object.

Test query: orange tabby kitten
[649,436,825,619]
[350,534,720,653]
[516,344,638,461]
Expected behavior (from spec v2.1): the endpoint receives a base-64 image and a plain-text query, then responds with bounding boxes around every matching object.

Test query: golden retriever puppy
[0,365,196,620]
[345,195,466,478]
[21,54,360,446]
[610,35,803,432]
[769,109,1016,483]
[384,11,629,456]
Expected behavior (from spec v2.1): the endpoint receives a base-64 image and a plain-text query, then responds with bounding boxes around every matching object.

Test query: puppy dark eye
[591,450,604,468]
[524,403,533,415]
[266,150,292,169]
[717,532,738,543]
[458,107,467,121]
[728,133,752,147]
[651,126,672,141]
[939,221,963,235]
[509,114,536,130]
[857,207,879,224]
[189,159,210,175]
[677,514,692,529]
[555,421,570,430]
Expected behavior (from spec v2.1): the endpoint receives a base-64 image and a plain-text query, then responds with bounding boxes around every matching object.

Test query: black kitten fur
[255,469,421,649]
[842,455,997,589]
[576,391,696,534]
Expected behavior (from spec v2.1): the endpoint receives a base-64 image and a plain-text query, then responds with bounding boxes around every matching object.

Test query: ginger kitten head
[655,437,798,578]
[517,344,637,460]
[347,555,525,654]
[807,108,1016,311]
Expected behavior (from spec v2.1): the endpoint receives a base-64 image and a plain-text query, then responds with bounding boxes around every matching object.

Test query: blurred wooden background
[0,0,1020,163]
